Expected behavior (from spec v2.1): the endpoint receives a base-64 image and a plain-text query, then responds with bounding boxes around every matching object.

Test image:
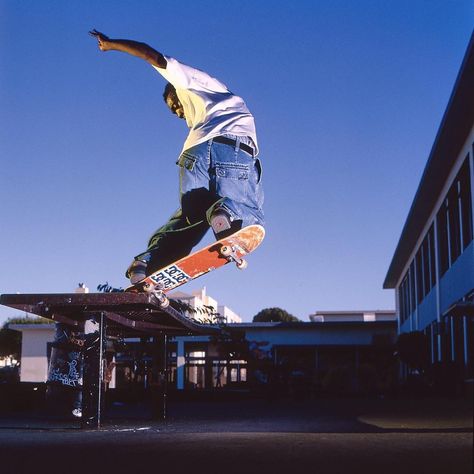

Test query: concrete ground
[0,397,472,474]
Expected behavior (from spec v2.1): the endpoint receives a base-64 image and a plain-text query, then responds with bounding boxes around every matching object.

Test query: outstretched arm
[89,29,167,69]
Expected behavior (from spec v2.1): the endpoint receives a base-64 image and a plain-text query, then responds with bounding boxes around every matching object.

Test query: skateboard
[125,225,265,307]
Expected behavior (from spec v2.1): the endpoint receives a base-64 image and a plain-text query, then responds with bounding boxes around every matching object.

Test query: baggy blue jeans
[137,136,264,273]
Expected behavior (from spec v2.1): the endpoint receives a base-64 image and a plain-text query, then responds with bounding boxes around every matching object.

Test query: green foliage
[252,307,300,323]
[2,316,52,327]
[170,299,224,324]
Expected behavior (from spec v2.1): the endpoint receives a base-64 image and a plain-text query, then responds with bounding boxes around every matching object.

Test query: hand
[89,29,111,51]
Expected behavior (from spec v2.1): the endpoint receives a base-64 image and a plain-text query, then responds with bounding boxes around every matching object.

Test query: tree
[0,327,21,359]
[252,307,300,323]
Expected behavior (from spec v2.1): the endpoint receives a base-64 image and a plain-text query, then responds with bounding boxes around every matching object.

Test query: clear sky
[0,1,473,324]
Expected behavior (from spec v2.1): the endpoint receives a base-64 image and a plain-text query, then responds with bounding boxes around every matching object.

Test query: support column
[177,339,185,390]
[82,312,106,429]
[463,316,469,368]
[433,214,443,363]
[151,334,168,420]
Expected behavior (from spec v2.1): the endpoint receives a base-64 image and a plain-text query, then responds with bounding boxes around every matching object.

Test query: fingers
[89,29,108,40]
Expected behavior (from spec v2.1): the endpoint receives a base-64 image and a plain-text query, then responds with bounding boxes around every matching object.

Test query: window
[448,184,461,263]
[398,155,472,320]
[437,155,473,276]
[460,156,473,250]
[399,273,409,323]
[416,248,424,304]
[438,200,449,276]
[422,238,430,296]
[186,350,206,389]
[415,224,436,303]
[409,261,416,312]
[399,264,416,324]
[230,360,247,383]
[428,226,436,288]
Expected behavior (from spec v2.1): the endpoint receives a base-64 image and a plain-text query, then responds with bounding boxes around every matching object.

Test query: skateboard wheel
[150,291,169,308]
[236,259,248,270]
[158,296,170,308]
[220,245,232,257]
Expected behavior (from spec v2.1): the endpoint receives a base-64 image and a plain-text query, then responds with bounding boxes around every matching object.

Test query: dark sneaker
[210,209,232,235]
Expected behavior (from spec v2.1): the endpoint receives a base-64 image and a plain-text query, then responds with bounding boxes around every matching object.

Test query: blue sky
[1,1,473,324]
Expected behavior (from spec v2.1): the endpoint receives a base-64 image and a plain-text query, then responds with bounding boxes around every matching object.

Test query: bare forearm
[89,30,167,68]
[105,39,166,67]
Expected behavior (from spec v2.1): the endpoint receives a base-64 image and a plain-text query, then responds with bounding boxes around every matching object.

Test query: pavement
[0,396,472,474]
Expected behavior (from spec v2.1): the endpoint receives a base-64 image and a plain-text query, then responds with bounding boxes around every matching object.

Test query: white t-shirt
[153,56,259,155]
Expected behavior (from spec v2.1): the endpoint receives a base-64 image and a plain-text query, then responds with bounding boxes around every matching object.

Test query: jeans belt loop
[234,137,240,153]
[213,136,254,156]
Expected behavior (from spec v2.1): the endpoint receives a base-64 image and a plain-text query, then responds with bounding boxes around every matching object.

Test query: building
[7,324,54,383]
[167,310,397,395]
[310,310,396,323]
[169,287,242,323]
[9,305,397,397]
[384,33,474,384]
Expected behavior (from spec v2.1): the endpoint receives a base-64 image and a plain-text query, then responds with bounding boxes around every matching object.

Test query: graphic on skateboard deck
[125,225,265,307]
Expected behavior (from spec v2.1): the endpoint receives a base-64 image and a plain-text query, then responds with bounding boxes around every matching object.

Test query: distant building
[9,303,397,396]
[8,324,55,382]
[384,34,474,383]
[310,310,395,323]
[169,287,243,323]
[168,311,397,394]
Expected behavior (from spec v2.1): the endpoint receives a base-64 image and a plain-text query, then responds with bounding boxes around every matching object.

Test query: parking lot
[0,396,472,474]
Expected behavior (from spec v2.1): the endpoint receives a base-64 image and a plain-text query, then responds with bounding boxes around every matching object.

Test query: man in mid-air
[90,30,264,284]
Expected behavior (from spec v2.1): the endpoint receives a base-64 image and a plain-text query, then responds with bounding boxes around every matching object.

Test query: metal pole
[82,312,106,429]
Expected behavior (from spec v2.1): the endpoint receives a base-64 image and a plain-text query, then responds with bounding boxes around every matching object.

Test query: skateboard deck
[125,225,265,305]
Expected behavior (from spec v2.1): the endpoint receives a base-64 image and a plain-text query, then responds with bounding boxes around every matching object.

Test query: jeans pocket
[177,152,197,171]
[214,162,250,204]
[215,162,250,180]
[177,152,198,196]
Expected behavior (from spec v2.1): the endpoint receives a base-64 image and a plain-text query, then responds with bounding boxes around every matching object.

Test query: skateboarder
[89,30,264,284]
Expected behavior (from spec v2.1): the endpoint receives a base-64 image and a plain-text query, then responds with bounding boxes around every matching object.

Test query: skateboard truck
[142,282,170,308]
[219,244,248,269]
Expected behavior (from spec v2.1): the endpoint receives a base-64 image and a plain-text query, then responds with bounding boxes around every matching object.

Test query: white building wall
[170,287,242,323]
[217,305,242,323]
[309,311,395,323]
[11,325,55,382]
